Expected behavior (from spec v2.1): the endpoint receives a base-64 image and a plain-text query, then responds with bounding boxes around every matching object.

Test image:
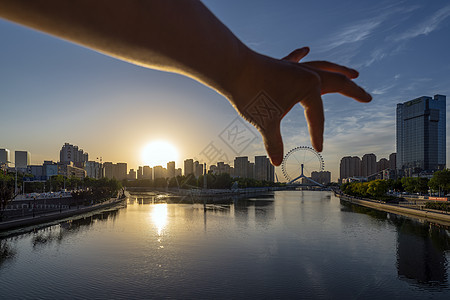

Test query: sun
[141,140,178,167]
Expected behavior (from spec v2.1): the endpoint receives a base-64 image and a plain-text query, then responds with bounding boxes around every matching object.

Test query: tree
[429,169,450,195]
[0,180,14,221]
[367,180,388,198]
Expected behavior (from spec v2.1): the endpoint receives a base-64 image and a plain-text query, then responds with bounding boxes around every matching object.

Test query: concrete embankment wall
[338,194,450,226]
[0,196,126,232]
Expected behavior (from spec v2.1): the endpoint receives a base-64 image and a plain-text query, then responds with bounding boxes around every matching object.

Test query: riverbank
[0,193,128,233]
[336,192,450,226]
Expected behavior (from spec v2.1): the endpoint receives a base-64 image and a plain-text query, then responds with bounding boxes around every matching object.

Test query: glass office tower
[396,94,446,173]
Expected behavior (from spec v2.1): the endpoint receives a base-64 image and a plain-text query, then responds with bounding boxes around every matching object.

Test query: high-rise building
[143,166,152,180]
[184,159,194,176]
[311,171,331,185]
[377,158,389,172]
[396,94,446,172]
[114,163,128,180]
[254,155,274,182]
[85,161,102,179]
[361,154,377,177]
[167,161,175,178]
[128,169,137,180]
[14,150,30,169]
[60,143,88,168]
[137,166,143,180]
[103,162,114,179]
[194,161,203,178]
[0,148,10,167]
[175,168,182,177]
[234,156,249,178]
[339,156,361,180]
[153,166,166,179]
[389,153,397,170]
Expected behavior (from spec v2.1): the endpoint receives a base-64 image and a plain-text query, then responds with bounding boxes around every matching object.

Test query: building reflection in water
[29,209,120,248]
[395,217,449,287]
[341,201,450,288]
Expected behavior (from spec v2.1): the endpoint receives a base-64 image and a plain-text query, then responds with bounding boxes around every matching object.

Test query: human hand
[231,47,372,166]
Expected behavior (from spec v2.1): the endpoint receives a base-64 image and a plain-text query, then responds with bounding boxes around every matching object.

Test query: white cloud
[393,5,450,41]
[318,19,383,53]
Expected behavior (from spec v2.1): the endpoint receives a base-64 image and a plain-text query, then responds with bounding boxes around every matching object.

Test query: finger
[302,66,372,102]
[261,124,284,166]
[301,92,324,152]
[302,61,359,79]
[282,47,310,63]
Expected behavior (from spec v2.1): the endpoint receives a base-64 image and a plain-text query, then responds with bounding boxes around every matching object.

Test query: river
[1,190,449,299]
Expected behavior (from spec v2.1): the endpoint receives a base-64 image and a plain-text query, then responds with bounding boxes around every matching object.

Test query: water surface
[1,191,449,299]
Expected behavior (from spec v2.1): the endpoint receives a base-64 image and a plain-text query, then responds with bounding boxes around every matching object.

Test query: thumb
[261,124,284,166]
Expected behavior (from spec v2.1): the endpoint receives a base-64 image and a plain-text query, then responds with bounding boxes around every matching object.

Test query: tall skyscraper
[15,150,30,169]
[0,148,11,167]
[396,94,446,172]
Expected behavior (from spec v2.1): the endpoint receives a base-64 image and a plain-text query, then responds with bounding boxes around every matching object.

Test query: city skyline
[1,0,449,181]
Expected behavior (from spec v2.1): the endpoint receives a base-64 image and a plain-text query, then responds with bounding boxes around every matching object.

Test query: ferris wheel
[281,146,325,184]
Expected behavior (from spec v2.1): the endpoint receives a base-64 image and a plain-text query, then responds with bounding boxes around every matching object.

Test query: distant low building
[311,171,331,185]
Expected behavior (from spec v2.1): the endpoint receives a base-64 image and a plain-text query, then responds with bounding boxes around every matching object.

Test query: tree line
[341,169,450,200]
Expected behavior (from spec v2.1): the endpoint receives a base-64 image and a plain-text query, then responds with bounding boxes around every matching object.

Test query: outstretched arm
[0,0,371,166]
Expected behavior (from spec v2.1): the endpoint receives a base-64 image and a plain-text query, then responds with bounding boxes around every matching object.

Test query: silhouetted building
[361,153,377,177]
[14,150,30,169]
[184,159,194,176]
[389,153,397,170]
[153,165,166,179]
[396,94,446,173]
[175,168,182,177]
[167,161,175,178]
[311,171,331,185]
[137,166,143,180]
[234,156,249,178]
[114,163,127,180]
[128,169,136,180]
[143,166,152,180]
[339,156,361,181]
[377,158,389,172]
[0,148,10,167]
[194,161,203,178]
[254,155,274,182]
[103,162,114,179]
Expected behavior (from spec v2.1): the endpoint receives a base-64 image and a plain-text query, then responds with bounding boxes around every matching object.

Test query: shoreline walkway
[336,192,450,226]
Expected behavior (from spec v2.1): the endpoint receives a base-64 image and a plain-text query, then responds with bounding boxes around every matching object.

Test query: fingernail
[270,155,282,166]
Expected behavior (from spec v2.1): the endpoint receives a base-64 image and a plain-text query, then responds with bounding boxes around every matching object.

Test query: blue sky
[1,0,449,181]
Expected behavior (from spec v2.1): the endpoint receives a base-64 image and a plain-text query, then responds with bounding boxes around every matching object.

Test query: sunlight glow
[151,203,168,236]
[141,140,178,167]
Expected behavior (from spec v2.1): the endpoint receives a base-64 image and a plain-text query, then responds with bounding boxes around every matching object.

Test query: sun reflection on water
[151,203,168,236]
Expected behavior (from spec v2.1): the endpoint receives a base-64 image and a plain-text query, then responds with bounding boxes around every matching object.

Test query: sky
[1,0,449,181]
